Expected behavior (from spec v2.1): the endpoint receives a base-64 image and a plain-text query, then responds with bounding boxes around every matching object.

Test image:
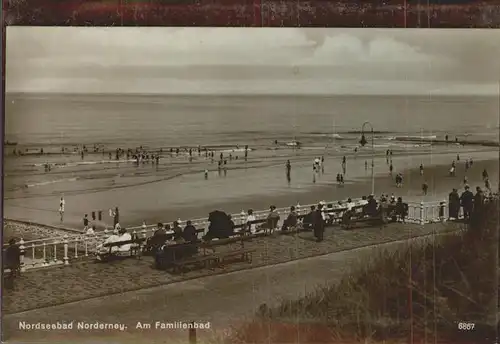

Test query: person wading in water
[59,196,65,222]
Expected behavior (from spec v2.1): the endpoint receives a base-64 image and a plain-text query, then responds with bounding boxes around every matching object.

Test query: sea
[5,93,499,149]
[4,93,499,227]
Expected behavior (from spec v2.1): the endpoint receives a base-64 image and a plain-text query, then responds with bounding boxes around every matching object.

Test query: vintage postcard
[3,27,499,344]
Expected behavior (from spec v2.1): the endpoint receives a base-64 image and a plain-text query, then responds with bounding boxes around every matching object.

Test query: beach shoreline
[4,150,498,232]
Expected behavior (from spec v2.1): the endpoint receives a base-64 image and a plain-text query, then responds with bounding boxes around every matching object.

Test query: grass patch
[229,199,499,343]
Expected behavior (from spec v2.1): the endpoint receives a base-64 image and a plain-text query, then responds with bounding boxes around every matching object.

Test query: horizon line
[5,91,497,98]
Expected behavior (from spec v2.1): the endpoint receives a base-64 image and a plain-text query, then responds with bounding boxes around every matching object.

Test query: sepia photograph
[2,27,499,344]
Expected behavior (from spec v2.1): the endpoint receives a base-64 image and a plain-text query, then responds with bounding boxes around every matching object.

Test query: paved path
[3,222,460,314]
[3,226,460,344]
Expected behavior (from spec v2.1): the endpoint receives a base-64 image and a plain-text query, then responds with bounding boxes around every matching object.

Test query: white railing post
[31,243,36,267]
[74,239,79,259]
[440,200,447,223]
[42,241,47,265]
[19,238,26,272]
[419,202,425,225]
[84,236,89,257]
[53,241,58,263]
[63,234,69,266]
[240,210,246,226]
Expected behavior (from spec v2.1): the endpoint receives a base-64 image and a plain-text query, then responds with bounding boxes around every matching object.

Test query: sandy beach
[4,145,498,231]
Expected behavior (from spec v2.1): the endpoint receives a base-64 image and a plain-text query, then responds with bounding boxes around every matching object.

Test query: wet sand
[4,146,498,230]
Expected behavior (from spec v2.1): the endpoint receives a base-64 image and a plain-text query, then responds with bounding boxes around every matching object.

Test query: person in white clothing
[96,229,120,259]
[358,196,368,207]
[346,198,356,211]
[86,225,95,235]
[59,196,65,222]
[319,201,327,221]
[117,227,132,252]
[246,209,257,234]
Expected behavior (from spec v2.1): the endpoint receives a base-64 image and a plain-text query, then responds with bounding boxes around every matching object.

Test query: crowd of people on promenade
[3,184,496,278]
[448,183,495,225]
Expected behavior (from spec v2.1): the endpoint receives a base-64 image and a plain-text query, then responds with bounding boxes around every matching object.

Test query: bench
[233,218,268,236]
[169,238,256,274]
[143,228,205,255]
[170,253,219,274]
[201,238,255,268]
[98,237,146,261]
[339,204,408,229]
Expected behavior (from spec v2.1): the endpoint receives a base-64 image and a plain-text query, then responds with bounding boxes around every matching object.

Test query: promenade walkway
[4,221,461,313]
[3,222,462,344]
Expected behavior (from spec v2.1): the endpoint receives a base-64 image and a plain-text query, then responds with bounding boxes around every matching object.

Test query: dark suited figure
[460,185,474,222]
[472,187,485,227]
[4,239,21,289]
[448,188,460,219]
[313,204,325,242]
[303,205,316,230]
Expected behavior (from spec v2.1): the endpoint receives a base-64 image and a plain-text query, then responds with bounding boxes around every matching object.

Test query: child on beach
[422,182,429,195]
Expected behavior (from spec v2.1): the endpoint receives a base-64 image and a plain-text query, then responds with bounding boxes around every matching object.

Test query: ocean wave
[219,148,253,153]
[24,177,78,188]
[389,135,438,140]
[32,159,137,168]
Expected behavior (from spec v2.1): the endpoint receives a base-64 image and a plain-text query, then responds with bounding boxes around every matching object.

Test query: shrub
[229,199,499,343]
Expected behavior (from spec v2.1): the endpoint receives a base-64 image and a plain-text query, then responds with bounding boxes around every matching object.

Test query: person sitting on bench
[172,221,183,241]
[246,209,257,235]
[395,197,408,223]
[266,205,280,232]
[302,205,316,230]
[117,227,132,250]
[282,206,298,231]
[97,228,120,255]
[155,223,166,236]
[96,227,132,260]
[144,223,170,254]
[182,220,198,243]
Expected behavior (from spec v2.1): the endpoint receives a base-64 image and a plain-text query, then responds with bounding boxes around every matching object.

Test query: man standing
[83,214,89,230]
[314,204,325,242]
[472,186,484,227]
[59,196,65,222]
[460,185,474,222]
[113,207,120,228]
[448,188,460,220]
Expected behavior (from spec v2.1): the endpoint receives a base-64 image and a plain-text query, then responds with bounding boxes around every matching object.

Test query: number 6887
[458,322,475,331]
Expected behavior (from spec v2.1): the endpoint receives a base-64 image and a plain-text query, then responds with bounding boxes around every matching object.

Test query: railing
[6,197,450,272]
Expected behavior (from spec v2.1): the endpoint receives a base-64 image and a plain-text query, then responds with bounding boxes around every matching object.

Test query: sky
[6,27,500,95]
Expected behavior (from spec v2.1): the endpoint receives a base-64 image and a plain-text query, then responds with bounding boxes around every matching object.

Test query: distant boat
[5,141,18,146]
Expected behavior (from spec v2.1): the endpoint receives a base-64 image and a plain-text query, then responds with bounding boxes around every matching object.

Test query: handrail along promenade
[5,197,452,272]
